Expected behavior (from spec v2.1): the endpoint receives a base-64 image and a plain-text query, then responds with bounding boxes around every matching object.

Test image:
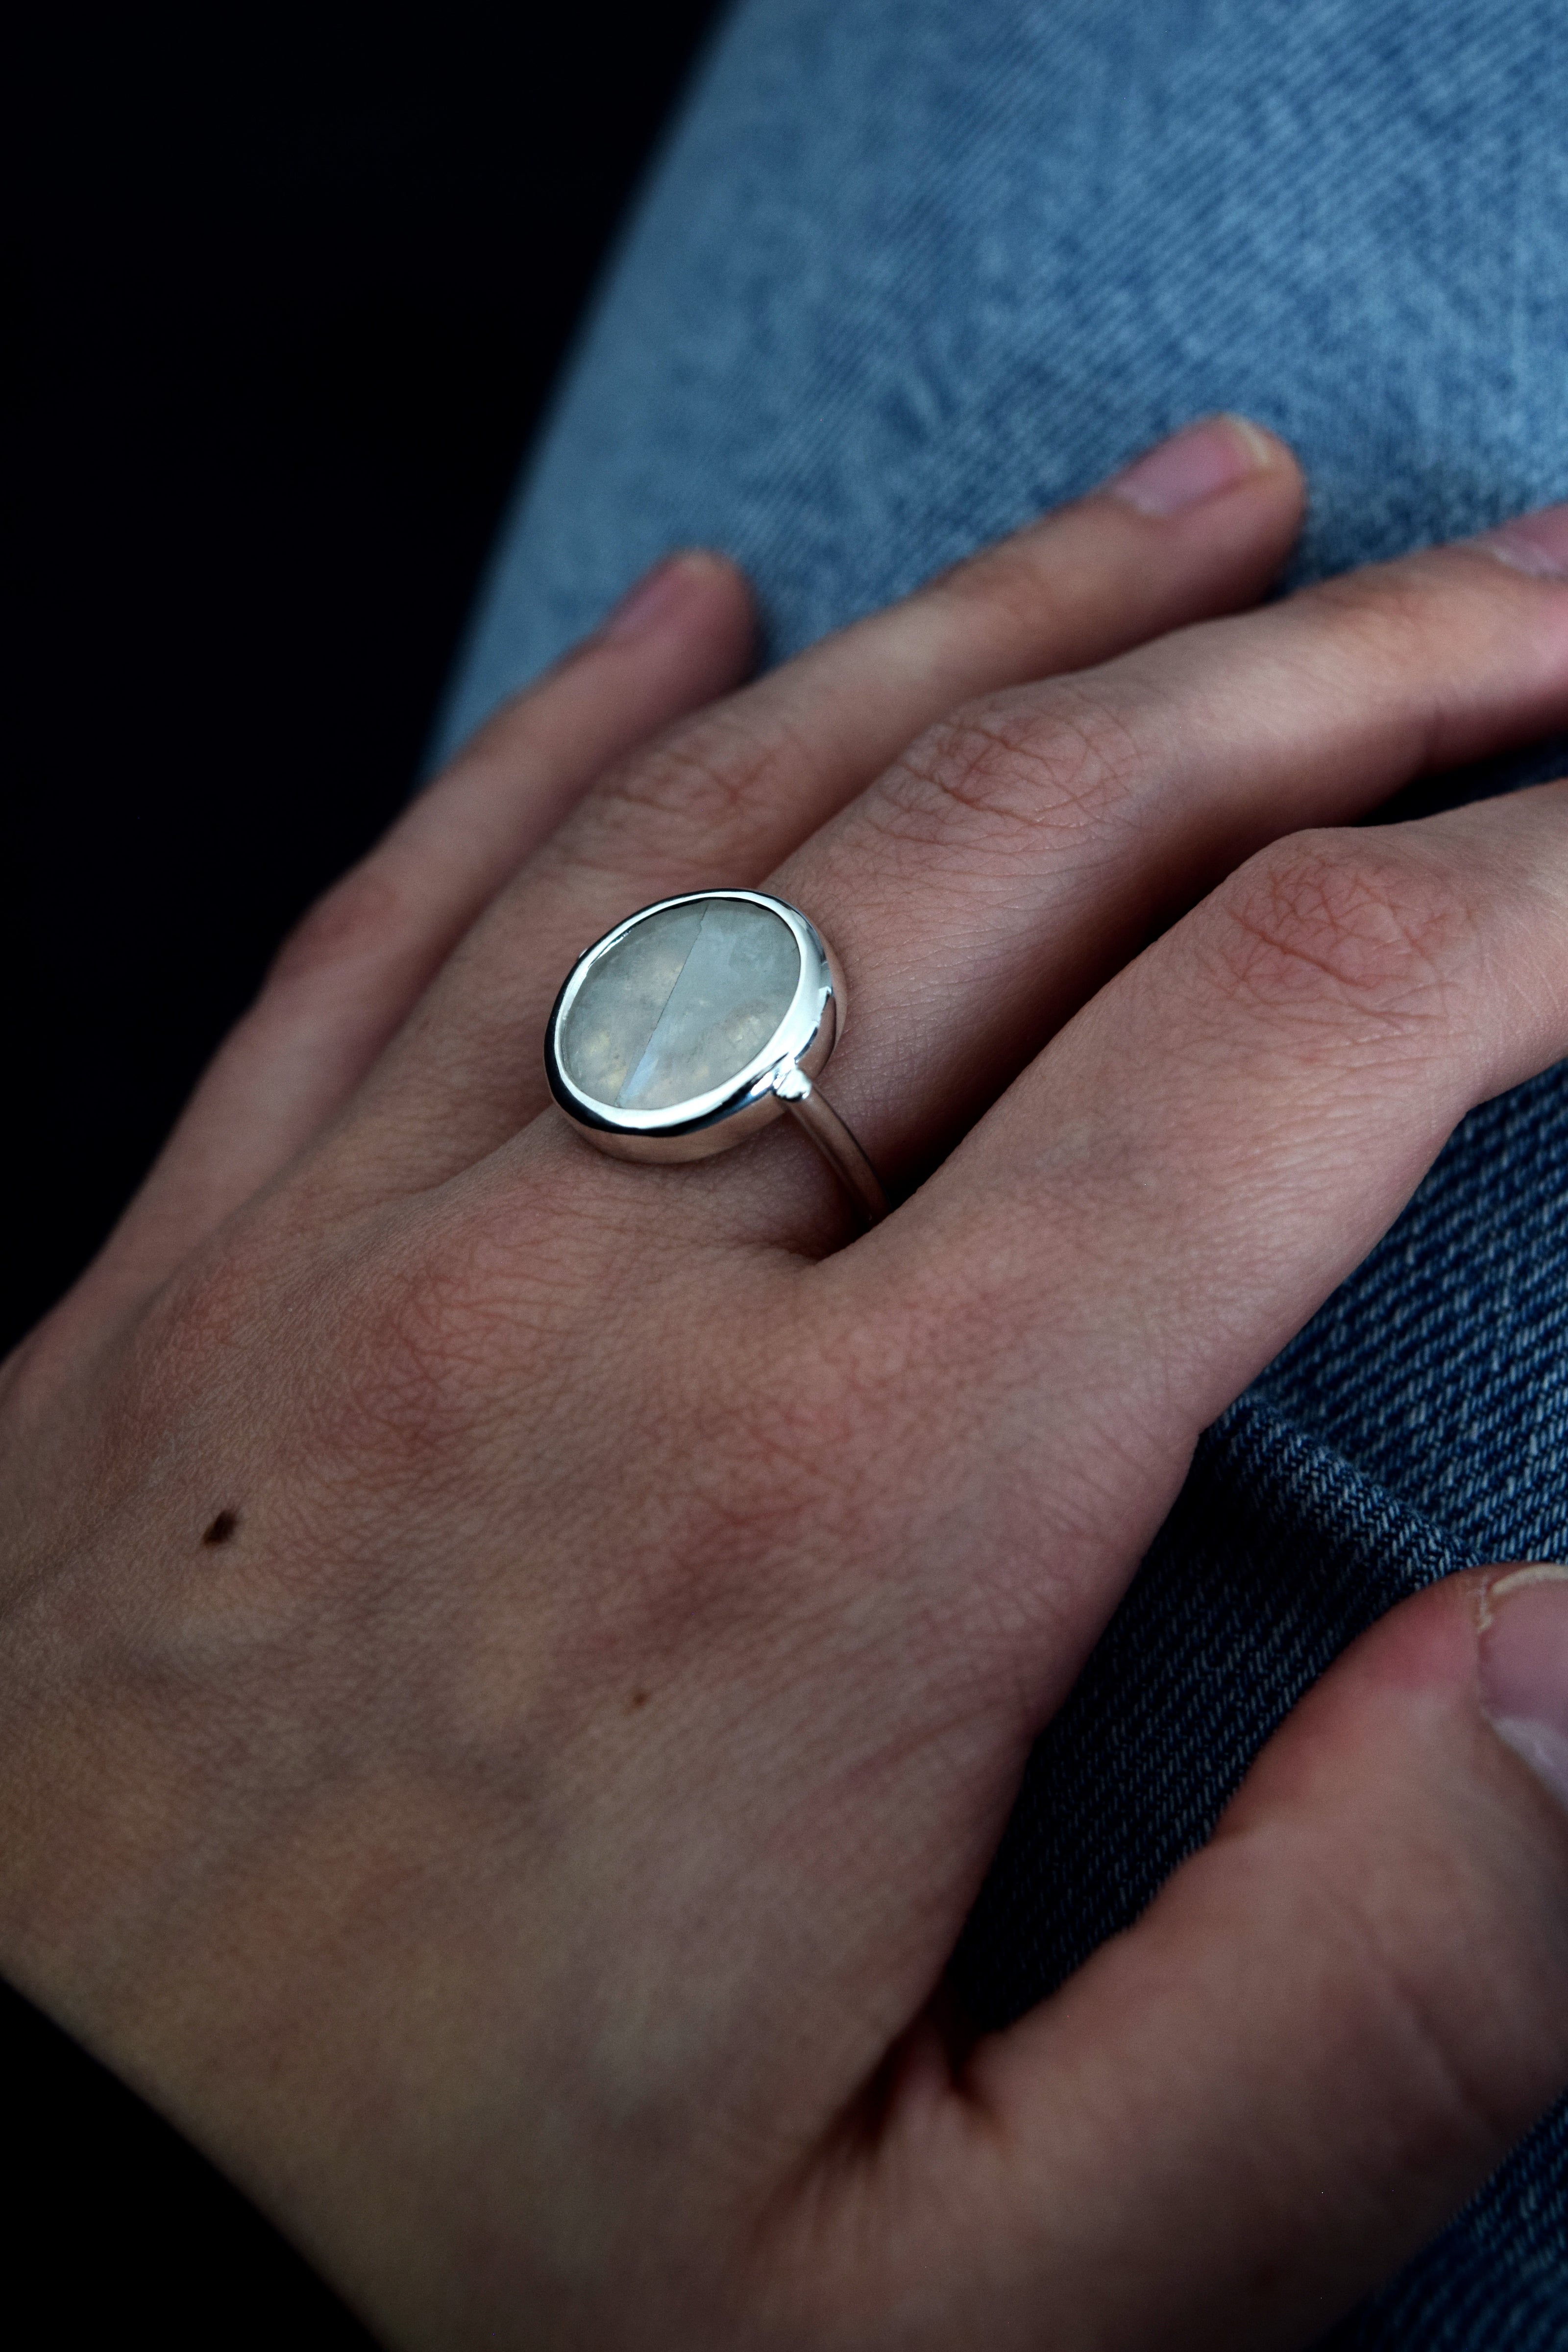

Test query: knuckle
[145,1209,522,1483]
[322,1216,529,1469]
[1298,559,1444,646]
[873,684,1147,857]
[1290,550,1504,700]
[663,1375,852,1582]
[98,1220,301,1467]
[623,1301,885,1603]
[1205,833,1479,1037]
[922,534,1073,636]
[574,708,800,870]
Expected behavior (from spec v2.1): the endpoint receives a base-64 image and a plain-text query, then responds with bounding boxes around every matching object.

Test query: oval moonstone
[559,897,802,1113]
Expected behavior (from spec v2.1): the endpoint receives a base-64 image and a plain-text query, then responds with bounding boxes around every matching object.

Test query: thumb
[887,1565,1568,2351]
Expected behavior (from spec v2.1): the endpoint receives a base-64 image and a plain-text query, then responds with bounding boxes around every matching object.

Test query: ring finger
[328,415,1302,1196]
[526,501,1568,1250]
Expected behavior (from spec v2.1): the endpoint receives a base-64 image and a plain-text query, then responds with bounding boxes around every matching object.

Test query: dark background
[10,5,718,2334]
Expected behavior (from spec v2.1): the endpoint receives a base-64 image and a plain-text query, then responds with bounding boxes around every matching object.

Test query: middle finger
[758,508,1568,1206]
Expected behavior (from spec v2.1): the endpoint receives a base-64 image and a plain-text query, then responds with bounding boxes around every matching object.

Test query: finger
[760,509,1568,1198]
[840,777,1568,1707]
[885,1567,1568,2351]
[333,416,1303,1191]
[54,552,756,1340]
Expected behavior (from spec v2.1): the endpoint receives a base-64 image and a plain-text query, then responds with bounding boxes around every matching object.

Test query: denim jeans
[435,2,1568,2341]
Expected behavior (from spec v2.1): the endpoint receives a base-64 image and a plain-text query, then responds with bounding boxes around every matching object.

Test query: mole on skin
[202,1510,239,1547]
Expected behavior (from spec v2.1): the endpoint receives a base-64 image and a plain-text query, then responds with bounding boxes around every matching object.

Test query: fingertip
[1102,412,1303,522]
[1477,1563,1568,1819]
[527,547,756,715]
[594,546,756,653]
[1470,501,1568,584]
[675,544,756,600]
[659,544,759,621]
[684,546,763,670]
[1346,1563,1568,1823]
[1220,412,1302,486]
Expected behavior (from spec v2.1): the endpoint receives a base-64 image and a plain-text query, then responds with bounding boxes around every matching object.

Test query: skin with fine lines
[2,417,1568,2351]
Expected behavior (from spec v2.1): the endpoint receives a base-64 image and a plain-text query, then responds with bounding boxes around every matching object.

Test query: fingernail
[596,552,709,644]
[1472,500,1568,581]
[1105,414,1280,518]
[1478,1566,1568,1812]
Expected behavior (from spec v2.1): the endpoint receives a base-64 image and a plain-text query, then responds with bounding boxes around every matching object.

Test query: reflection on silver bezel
[543,890,843,1165]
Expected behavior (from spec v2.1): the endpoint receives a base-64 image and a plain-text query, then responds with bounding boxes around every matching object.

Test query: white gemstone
[561,898,801,1112]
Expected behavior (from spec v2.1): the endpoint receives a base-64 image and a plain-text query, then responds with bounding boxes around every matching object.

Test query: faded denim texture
[435,0,1568,2340]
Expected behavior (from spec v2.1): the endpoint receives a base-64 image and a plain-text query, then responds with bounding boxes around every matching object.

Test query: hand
[4,416,1568,2351]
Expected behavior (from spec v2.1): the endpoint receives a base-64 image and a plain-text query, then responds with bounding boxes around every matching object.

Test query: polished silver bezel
[544,890,843,1164]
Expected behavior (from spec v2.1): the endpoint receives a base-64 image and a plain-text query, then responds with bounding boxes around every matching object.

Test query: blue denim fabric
[434,1,1568,2340]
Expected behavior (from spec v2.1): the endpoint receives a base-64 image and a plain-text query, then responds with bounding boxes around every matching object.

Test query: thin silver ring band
[772,1063,888,1223]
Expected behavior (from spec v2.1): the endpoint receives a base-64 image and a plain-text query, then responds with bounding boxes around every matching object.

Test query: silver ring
[543,890,888,1224]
